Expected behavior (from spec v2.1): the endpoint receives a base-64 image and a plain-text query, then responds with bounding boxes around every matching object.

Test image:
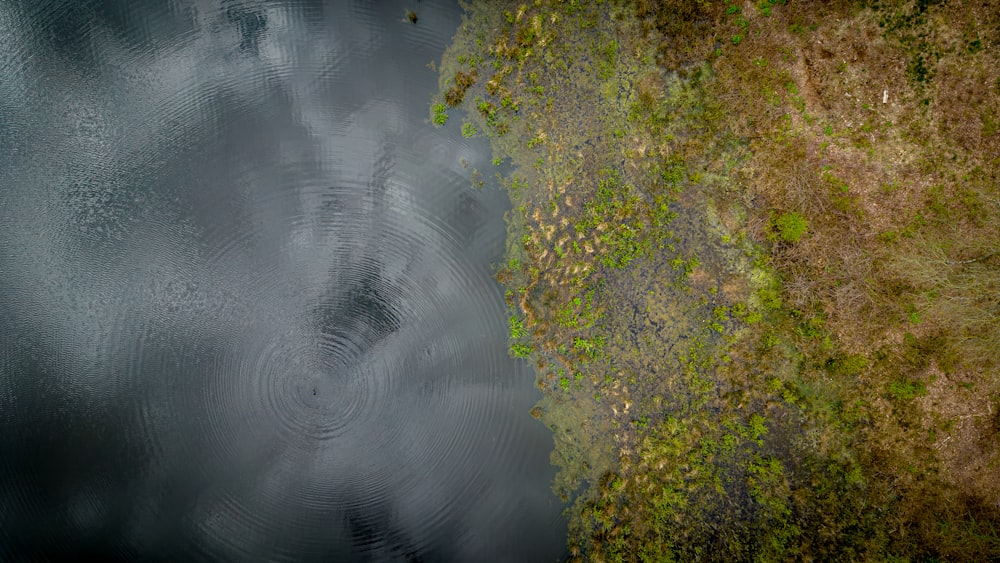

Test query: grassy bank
[433,0,999,560]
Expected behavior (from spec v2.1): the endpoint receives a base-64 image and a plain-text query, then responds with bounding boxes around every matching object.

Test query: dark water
[0,1,566,560]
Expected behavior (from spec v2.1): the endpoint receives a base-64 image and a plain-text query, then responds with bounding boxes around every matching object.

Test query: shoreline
[433,1,1000,559]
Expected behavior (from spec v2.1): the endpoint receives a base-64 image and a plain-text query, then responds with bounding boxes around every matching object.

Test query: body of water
[0,1,565,560]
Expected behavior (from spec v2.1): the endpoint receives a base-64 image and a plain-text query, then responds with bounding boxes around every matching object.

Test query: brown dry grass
[690,0,1000,554]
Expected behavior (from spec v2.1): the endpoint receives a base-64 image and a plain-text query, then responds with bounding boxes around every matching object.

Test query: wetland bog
[436,0,1000,559]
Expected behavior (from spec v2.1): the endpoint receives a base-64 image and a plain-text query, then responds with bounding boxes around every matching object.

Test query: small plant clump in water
[431,103,448,126]
[445,70,477,107]
[509,315,528,339]
[510,342,533,358]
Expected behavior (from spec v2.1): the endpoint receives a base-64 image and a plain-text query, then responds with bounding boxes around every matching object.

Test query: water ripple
[0,0,567,560]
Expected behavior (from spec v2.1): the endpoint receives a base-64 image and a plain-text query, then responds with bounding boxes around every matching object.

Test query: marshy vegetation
[436,0,999,559]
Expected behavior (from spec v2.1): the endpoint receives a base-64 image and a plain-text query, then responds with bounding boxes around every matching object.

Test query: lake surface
[0,1,566,560]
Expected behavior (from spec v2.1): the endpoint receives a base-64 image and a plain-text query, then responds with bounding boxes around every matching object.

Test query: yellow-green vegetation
[431,102,449,126]
[436,0,999,560]
[771,212,808,243]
